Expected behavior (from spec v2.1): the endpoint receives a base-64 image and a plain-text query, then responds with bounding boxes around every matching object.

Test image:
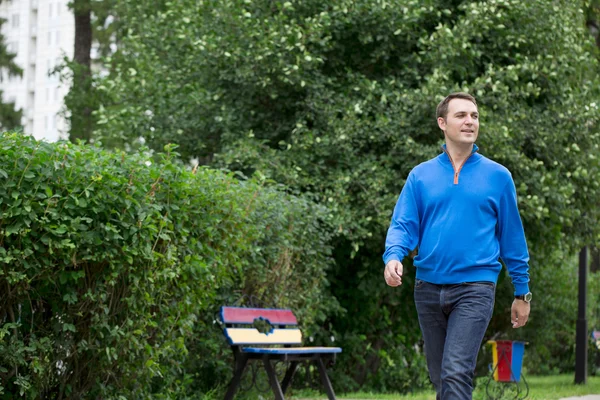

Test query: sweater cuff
[514,283,530,296]
[383,254,401,266]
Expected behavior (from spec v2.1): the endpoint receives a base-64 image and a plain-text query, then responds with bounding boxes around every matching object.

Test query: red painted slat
[221,307,298,325]
[496,341,513,382]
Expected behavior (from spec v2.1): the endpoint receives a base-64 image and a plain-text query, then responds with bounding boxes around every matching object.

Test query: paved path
[295,395,600,399]
[297,393,600,399]
[297,396,600,400]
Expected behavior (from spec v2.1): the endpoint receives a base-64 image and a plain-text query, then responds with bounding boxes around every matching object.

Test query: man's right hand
[384,260,403,287]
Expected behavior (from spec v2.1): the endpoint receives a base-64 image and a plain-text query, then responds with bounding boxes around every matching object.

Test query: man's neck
[445,141,474,166]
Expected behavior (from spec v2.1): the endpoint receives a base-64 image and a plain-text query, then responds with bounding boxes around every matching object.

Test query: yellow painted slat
[225,328,302,345]
[489,341,499,381]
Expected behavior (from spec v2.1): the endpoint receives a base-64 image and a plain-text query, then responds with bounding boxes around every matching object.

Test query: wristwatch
[515,292,532,303]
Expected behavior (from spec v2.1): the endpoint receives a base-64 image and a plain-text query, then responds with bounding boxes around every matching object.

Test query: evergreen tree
[0,15,23,131]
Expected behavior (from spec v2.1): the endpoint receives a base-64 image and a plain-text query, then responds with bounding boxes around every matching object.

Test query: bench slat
[242,346,342,354]
[224,328,302,345]
[221,307,298,325]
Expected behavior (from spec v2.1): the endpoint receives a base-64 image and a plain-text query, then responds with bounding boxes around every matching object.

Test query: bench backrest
[221,306,303,346]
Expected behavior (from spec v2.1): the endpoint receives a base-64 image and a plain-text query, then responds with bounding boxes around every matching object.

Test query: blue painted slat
[510,341,525,382]
[241,346,342,354]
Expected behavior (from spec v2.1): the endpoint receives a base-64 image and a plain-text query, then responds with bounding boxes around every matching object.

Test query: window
[11,14,19,29]
[56,31,60,44]
[49,3,53,18]
[47,31,52,46]
[8,72,22,83]
[7,41,18,53]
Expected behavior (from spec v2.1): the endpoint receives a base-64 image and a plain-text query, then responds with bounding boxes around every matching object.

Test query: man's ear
[437,117,446,132]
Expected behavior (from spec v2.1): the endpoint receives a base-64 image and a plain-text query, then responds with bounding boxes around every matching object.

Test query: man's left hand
[511,299,530,328]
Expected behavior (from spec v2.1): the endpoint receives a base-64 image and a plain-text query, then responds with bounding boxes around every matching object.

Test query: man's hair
[436,92,478,120]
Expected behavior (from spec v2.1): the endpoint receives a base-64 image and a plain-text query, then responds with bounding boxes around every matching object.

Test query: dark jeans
[414,279,495,400]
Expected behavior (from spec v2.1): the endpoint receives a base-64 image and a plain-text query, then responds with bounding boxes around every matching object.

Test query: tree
[587,0,600,48]
[92,0,600,391]
[65,0,119,143]
[0,16,23,131]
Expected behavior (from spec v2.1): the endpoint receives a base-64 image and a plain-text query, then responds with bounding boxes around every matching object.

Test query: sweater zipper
[444,150,474,185]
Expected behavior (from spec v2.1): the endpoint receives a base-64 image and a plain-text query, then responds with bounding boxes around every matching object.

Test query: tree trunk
[74,1,92,69]
[69,0,93,143]
[591,247,600,273]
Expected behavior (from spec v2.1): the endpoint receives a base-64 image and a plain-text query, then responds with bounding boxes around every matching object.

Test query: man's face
[437,98,479,146]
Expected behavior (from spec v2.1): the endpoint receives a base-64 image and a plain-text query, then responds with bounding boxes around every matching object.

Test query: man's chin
[445,135,478,146]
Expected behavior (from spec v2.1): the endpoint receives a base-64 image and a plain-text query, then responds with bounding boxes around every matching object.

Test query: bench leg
[263,358,285,400]
[281,361,299,394]
[316,358,336,400]
[224,355,248,400]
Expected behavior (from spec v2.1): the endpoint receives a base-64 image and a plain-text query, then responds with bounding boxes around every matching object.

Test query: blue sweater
[383,145,530,295]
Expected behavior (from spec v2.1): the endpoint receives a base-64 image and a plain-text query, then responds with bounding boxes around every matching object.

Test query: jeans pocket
[415,279,426,289]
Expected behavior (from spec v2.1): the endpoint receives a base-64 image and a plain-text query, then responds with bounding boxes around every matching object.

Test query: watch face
[524,292,532,302]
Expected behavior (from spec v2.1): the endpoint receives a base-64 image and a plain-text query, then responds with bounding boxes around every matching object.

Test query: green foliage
[0,17,23,78]
[88,0,122,59]
[63,0,122,144]
[0,133,335,398]
[0,17,23,131]
[90,0,600,391]
[0,100,22,132]
[61,60,98,144]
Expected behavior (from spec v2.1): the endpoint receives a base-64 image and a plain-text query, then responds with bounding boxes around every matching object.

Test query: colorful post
[488,340,526,382]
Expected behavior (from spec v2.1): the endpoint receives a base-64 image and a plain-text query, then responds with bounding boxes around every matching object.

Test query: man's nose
[465,115,473,125]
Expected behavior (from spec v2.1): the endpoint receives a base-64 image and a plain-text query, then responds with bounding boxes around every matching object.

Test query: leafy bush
[0,133,335,398]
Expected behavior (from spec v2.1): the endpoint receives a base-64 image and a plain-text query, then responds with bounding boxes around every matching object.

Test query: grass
[289,374,600,400]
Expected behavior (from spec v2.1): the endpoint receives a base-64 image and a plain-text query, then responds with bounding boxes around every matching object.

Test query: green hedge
[0,132,336,399]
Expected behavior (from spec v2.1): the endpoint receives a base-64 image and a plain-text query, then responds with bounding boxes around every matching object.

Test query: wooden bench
[220,306,342,400]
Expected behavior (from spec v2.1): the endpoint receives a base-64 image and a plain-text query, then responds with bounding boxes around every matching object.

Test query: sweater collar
[441,143,479,154]
[439,143,480,165]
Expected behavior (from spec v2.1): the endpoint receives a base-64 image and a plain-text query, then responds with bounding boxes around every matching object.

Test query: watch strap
[515,292,532,302]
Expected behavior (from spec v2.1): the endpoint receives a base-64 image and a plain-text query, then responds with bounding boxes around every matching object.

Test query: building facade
[0,0,74,142]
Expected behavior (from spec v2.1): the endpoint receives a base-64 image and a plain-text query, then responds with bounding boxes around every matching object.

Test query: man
[383,92,531,400]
